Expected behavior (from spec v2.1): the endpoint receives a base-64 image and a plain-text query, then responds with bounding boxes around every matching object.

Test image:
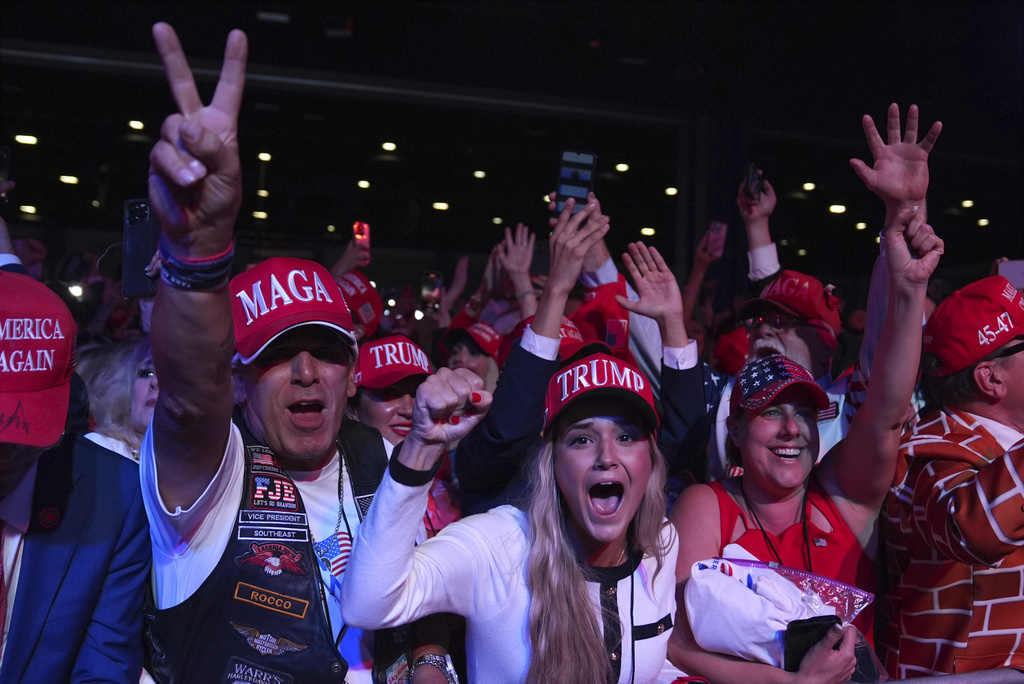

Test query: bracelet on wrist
[158,238,235,291]
[411,653,457,684]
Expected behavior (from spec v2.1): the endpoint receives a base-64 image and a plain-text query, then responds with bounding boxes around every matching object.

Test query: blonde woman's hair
[88,336,153,455]
[525,425,669,683]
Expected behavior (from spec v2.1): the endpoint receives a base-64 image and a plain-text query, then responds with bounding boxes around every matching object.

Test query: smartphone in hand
[555,150,597,214]
[707,221,728,259]
[122,199,160,298]
[421,271,443,312]
[742,162,763,201]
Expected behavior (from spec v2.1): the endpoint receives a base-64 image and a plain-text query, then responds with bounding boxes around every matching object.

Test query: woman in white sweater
[341,354,678,684]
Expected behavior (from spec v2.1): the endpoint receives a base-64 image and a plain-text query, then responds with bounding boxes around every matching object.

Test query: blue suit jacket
[0,434,151,684]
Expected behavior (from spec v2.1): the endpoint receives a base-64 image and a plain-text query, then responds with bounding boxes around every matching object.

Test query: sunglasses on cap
[743,313,830,335]
[992,339,1024,360]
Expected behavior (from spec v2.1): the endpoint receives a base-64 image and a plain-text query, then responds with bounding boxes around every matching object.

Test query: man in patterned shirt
[882,274,1024,678]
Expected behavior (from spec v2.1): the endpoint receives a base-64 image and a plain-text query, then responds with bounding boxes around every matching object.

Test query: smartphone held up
[555,150,596,214]
[122,199,160,298]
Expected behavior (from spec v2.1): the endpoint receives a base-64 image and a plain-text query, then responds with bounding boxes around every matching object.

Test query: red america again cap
[924,276,1024,377]
[230,257,357,365]
[543,352,658,438]
[336,270,383,339]
[0,271,78,447]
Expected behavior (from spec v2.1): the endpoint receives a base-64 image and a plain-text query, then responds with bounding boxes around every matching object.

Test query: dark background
[2,1,1021,307]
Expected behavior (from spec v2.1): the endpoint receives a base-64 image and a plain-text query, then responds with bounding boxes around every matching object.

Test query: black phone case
[122,199,160,298]
[783,615,842,672]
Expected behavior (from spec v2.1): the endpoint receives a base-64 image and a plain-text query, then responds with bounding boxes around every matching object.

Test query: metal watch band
[410,653,457,684]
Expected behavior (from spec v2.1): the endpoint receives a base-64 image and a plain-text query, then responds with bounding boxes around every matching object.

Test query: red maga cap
[0,271,78,447]
[441,319,502,361]
[336,269,383,339]
[355,335,433,389]
[543,352,658,437]
[740,269,842,335]
[230,257,357,365]
[730,354,830,415]
[924,276,1024,377]
[496,315,603,367]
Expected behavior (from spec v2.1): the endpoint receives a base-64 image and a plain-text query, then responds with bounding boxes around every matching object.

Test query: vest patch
[223,656,294,684]
[236,542,308,577]
[230,621,308,657]
[251,475,298,510]
[234,582,309,619]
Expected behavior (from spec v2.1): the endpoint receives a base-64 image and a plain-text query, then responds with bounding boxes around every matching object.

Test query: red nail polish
[451,416,461,425]
[471,392,482,403]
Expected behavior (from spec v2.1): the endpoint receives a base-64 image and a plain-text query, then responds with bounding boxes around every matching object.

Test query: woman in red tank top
[665,109,944,684]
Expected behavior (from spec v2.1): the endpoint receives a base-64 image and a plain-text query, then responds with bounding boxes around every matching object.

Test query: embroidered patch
[355,493,375,518]
[251,451,278,467]
[312,530,352,578]
[234,582,309,619]
[236,542,308,577]
[230,621,308,657]
[237,526,309,543]
[223,656,293,684]
[250,475,298,510]
[238,510,307,527]
[817,401,839,422]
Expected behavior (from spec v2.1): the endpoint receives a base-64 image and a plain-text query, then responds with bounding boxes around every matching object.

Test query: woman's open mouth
[589,482,624,515]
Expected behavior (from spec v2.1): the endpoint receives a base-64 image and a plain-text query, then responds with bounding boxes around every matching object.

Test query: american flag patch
[605,319,629,350]
[813,538,828,547]
[313,531,352,578]
[817,401,839,422]
[252,452,276,467]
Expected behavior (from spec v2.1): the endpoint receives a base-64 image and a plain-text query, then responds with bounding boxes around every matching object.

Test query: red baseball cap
[230,257,357,365]
[336,270,383,339]
[496,315,605,367]
[441,319,502,362]
[355,335,433,389]
[730,354,830,415]
[0,271,78,447]
[740,269,842,335]
[924,276,1024,377]
[543,352,658,437]
[712,325,749,377]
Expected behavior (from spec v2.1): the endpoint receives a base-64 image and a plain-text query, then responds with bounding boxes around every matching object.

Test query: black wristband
[388,444,442,487]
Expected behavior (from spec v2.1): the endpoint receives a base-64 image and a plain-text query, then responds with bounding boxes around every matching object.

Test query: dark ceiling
[2,1,1022,295]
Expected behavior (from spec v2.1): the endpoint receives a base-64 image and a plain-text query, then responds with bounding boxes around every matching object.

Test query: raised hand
[616,242,688,348]
[545,197,609,296]
[330,237,371,279]
[884,208,944,290]
[497,222,535,277]
[148,23,248,257]
[736,174,776,224]
[400,368,492,470]
[850,103,941,212]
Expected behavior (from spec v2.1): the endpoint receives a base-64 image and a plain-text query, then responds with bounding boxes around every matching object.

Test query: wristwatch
[410,653,458,684]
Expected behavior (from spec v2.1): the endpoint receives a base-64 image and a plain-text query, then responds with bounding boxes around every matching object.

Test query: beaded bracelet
[159,237,235,291]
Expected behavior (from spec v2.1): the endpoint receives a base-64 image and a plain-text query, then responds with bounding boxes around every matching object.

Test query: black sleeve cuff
[388,443,442,487]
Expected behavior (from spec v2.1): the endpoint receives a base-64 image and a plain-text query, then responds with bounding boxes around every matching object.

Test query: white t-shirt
[341,469,679,684]
[140,422,384,683]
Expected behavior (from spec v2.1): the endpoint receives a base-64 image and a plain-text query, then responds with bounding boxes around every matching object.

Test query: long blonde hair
[525,431,669,683]
[88,336,153,454]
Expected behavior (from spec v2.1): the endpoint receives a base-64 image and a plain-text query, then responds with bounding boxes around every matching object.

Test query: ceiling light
[326,225,336,233]
[20,205,36,214]
[433,202,449,210]
[257,189,269,197]
[129,120,144,130]
[875,236,881,244]
[829,205,846,214]
[780,239,790,246]
[978,218,990,226]
[615,163,629,172]
[797,249,807,256]
[856,222,866,230]
[473,170,486,179]
[68,285,83,298]
[387,299,397,307]
[357,180,370,189]
[59,176,78,184]
[961,200,974,208]
[91,200,100,207]
[665,187,678,196]
[543,195,551,203]
[492,217,502,225]
[253,211,267,219]
[258,152,271,162]
[414,310,425,321]
[640,227,655,236]
[382,142,397,151]
[15,135,37,145]
[256,10,290,23]
[803,182,816,191]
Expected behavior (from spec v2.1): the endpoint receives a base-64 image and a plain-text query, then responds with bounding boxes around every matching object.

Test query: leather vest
[144,418,389,684]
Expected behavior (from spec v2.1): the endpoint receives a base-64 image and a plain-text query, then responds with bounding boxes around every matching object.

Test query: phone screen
[556,151,596,214]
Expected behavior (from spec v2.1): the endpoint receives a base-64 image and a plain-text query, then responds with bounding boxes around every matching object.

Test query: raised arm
[681,231,721,325]
[823,112,942,524]
[147,23,247,510]
[617,242,689,349]
[496,222,538,320]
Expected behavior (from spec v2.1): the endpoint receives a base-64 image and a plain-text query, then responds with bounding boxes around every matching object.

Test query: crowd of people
[1,21,1022,684]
